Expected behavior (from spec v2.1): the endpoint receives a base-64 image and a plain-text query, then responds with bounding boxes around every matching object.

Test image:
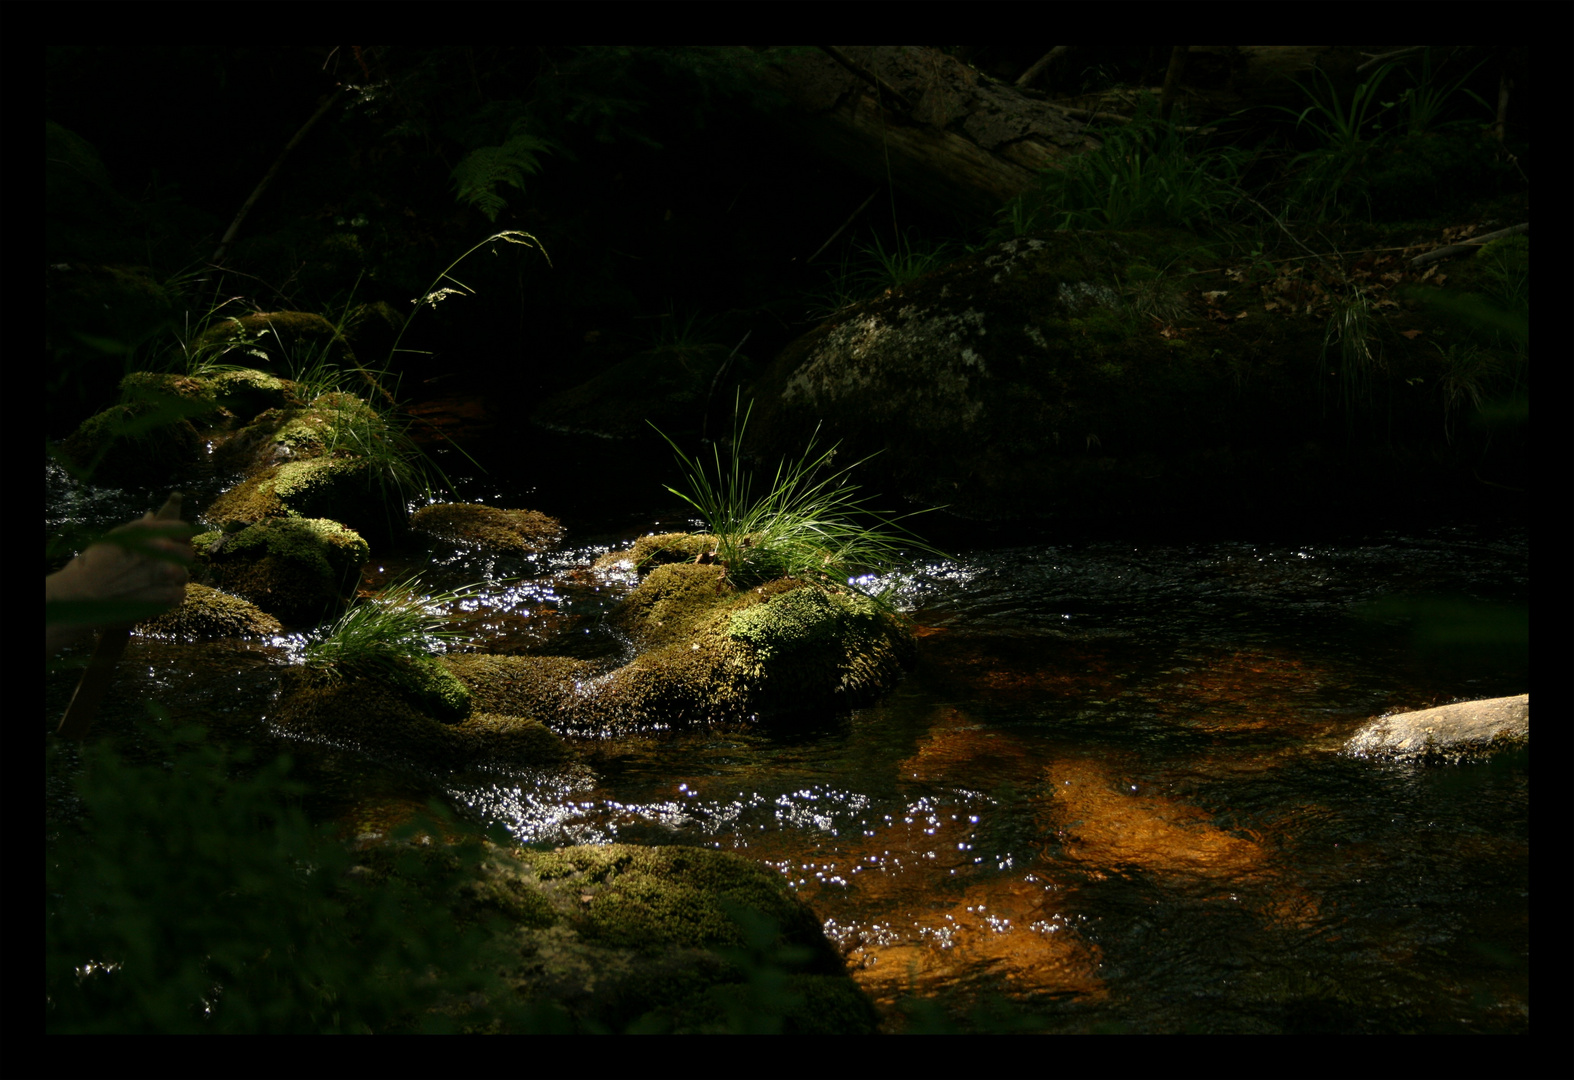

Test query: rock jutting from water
[1344,693,1528,762]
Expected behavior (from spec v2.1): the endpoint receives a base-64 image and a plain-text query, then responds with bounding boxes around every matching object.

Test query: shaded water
[48,458,1528,1032]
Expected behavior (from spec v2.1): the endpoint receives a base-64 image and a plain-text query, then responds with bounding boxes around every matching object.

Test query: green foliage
[451,127,555,223]
[1318,287,1384,440]
[1273,54,1499,221]
[45,719,518,1033]
[811,231,958,318]
[650,395,946,602]
[1001,105,1248,235]
[303,574,475,679]
[1384,49,1491,138]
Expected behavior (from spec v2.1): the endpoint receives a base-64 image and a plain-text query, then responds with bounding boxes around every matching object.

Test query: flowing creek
[48,457,1529,1033]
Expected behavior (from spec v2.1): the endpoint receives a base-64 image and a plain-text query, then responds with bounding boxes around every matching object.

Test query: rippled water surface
[50,458,1528,1031]
[434,523,1529,1033]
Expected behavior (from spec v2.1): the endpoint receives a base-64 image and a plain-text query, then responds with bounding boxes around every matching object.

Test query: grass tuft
[303,575,476,678]
[650,395,946,605]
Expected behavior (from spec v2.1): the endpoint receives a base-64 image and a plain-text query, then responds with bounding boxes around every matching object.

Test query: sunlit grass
[650,395,947,605]
[302,575,475,678]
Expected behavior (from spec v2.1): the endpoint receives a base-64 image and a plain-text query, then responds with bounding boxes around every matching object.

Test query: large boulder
[453,841,879,1033]
[194,517,369,627]
[1345,694,1528,762]
[744,230,1463,522]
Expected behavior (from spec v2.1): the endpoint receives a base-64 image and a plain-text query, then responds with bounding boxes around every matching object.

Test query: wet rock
[745,230,1449,522]
[272,667,571,768]
[457,841,879,1033]
[194,517,368,626]
[135,582,284,641]
[1345,694,1528,761]
[410,502,564,556]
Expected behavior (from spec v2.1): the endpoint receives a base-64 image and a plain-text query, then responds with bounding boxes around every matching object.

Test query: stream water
[46,456,1530,1034]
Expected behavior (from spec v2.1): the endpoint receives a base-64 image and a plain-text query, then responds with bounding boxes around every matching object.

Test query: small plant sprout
[650,394,947,606]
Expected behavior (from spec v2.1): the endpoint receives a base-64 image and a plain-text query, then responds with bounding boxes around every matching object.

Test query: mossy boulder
[593,532,720,575]
[411,503,564,557]
[194,517,369,626]
[207,367,300,418]
[135,583,284,641]
[272,665,571,768]
[447,842,878,1033]
[443,655,598,723]
[57,371,229,486]
[747,229,1516,521]
[590,565,914,733]
[459,554,914,737]
[205,457,396,541]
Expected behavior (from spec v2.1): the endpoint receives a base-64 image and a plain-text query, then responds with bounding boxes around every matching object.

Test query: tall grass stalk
[650,396,946,604]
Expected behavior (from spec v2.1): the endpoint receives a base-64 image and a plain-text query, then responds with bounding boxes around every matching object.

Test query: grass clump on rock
[302,575,474,720]
[650,395,944,605]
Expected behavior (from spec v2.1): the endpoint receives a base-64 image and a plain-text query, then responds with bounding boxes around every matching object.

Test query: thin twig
[212,91,342,265]
[805,190,879,265]
[1410,223,1529,267]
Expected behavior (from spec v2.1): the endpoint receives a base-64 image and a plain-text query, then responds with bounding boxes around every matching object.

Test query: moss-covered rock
[458,842,878,1033]
[135,583,284,641]
[442,654,598,722]
[410,503,564,556]
[463,556,915,737]
[204,456,394,539]
[194,517,368,626]
[208,367,300,419]
[272,666,572,768]
[593,532,720,575]
[57,370,231,485]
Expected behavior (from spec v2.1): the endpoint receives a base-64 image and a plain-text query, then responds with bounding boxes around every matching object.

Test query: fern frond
[451,130,555,222]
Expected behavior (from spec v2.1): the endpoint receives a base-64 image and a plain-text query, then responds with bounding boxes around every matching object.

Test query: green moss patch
[410,503,564,556]
[135,583,284,641]
[195,517,368,626]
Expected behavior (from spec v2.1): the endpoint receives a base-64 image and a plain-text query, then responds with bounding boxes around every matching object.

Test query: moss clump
[273,668,571,767]
[381,654,472,722]
[583,563,915,732]
[442,654,597,722]
[135,583,284,641]
[500,843,878,1033]
[194,517,368,626]
[410,503,564,556]
[59,401,206,486]
[727,583,844,660]
[204,457,389,539]
[208,368,300,417]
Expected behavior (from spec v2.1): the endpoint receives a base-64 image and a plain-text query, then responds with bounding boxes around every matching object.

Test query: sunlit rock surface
[1345,694,1528,761]
[134,582,284,641]
[410,502,563,556]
